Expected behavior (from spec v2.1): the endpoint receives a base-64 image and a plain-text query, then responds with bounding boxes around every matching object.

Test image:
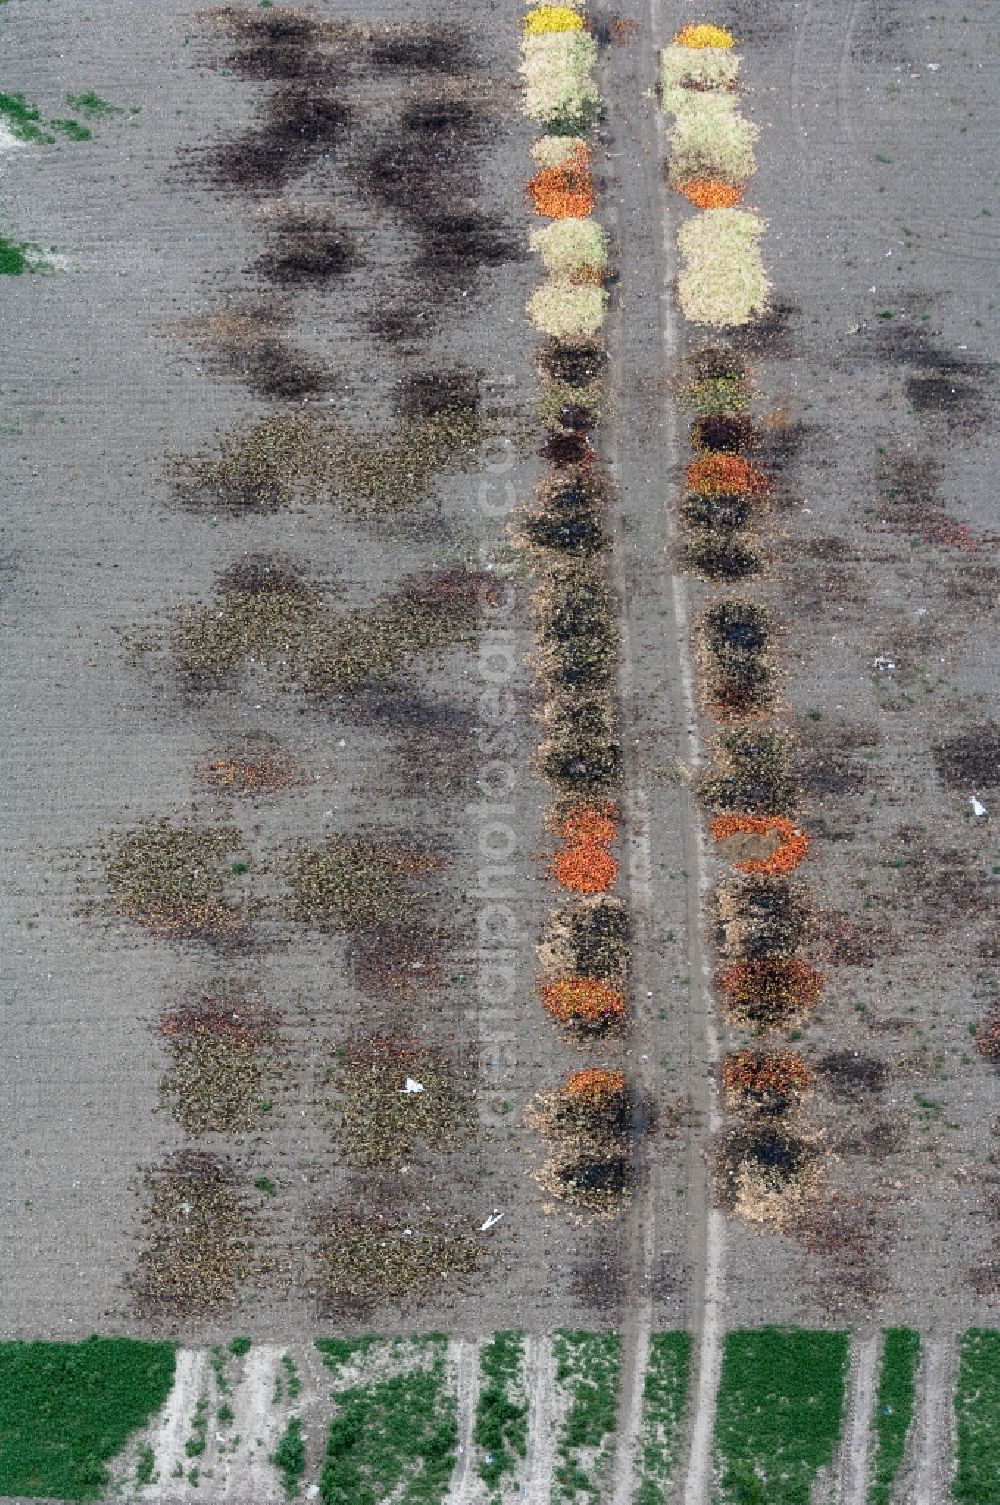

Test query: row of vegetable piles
[661,26,826,1229]
[517,3,637,1214]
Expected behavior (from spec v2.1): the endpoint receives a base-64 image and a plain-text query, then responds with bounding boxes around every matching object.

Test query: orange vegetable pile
[541,977,628,1028]
[562,1066,627,1102]
[716,958,824,1025]
[552,801,618,892]
[674,178,744,209]
[975,1010,1000,1061]
[711,814,809,874]
[528,145,595,218]
[561,802,617,845]
[722,1048,815,1099]
[673,22,735,48]
[686,453,772,497]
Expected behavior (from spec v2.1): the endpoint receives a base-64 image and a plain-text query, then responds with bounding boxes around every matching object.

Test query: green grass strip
[637,1332,692,1504]
[65,90,123,116]
[954,1329,1000,1505]
[49,118,92,140]
[714,1327,849,1505]
[552,1329,622,1504]
[315,1336,382,1385]
[0,1337,176,1500]
[319,1335,457,1505]
[0,91,53,143]
[0,235,33,274]
[474,1330,529,1496]
[273,1415,306,1498]
[869,1328,920,1505]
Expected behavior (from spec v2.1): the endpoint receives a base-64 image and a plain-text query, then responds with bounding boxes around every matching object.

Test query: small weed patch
[336,1035,473,1165]
[637,1332,691,1504]
[103,819,249,946]
[158,988,283,1135]
[65,90,123,115]
[314,1217,481,1318]
[319,1336,457,1504]
[131,1151,254,1318]
[198,736,303,797]
[713,1328,848,1504]
[288,834,440,932]
[869,1327,920,1505]
[0,1338,175,1500]
[474,1331,529,1491]
[954,1329,1000,1505]
[552,1330,621,1503]
[0,91,54,143]
[0,234,48,275]
[173,407,486,515]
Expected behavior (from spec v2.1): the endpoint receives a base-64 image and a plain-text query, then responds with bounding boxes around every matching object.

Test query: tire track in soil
[522,1332,556,1504]
[647,4,727,1504]
[599,29,660,1505]
[142,1348,207,1500]
[294,1339,339,1491]
[604,6,722,1502]
[222,1345,286,1502]
[789,0,816,164]
[913,1333,955,1505]
[447,1337,480,1504]
[838,1331,879,1505]
[835,0,864,146]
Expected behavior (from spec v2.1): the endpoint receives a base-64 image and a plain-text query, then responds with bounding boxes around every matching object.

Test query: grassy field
[869,1328,920,1505]
[953,1329,1000,1505]
[713,1327,849,1505]
[318,1336,457,1505]
[0,1337,175,1500]
[552,1329,622,1504]
[637,1332,692,1504]
[474,1330,529,1498]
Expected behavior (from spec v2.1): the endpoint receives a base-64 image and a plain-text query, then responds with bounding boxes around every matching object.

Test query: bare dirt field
[0,0,997,1498]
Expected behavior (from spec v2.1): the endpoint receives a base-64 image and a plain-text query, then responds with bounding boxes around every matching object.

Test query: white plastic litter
[481,1209,504,1231]
[969,796,988,818]
[401,1078,425,1094]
